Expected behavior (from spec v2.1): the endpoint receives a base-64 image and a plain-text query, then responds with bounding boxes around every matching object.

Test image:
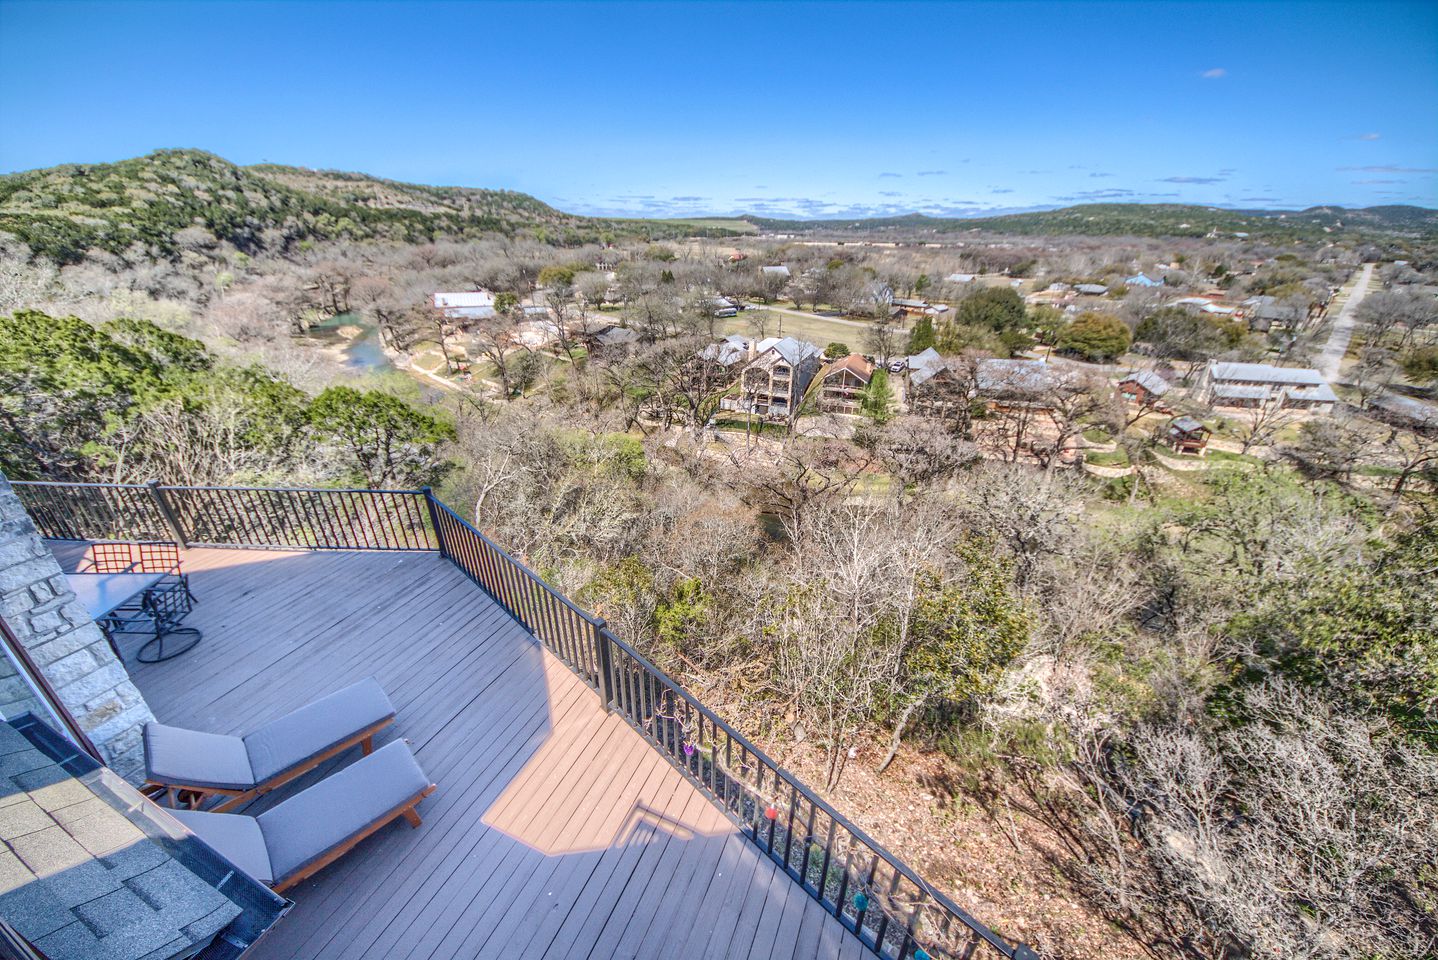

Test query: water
[308,313,395,372]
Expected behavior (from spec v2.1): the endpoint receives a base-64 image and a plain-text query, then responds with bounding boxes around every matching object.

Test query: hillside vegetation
[7,151,1434,268]
[747,202,1438,241]
[0,149,726,264]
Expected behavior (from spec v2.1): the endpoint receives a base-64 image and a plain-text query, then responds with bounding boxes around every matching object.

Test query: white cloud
[1200,67,1226,79]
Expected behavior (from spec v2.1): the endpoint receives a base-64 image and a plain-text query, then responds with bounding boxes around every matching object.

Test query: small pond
[306,313,395,372]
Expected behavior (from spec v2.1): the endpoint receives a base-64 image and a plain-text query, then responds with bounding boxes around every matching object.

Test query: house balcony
[10,482,1033,960]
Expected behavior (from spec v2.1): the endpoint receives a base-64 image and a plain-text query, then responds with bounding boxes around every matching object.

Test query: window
[0,615,97,759]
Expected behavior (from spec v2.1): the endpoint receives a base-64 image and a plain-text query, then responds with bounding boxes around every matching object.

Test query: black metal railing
[12,481,437,551]
[9,479,1034,960]
[429,499,1034,960]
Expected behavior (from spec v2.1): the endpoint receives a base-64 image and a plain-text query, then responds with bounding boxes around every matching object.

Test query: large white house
[433,290,496,320]
[1196,360,1337,413]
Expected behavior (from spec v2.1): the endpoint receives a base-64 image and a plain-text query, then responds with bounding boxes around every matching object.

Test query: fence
[10,479,1034,960]
[13,481,437,551]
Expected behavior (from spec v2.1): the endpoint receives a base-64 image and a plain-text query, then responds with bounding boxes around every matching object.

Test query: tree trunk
[877,699,924,775]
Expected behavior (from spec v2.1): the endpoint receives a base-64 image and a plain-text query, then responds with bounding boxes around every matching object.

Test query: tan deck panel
[47,543,859,960]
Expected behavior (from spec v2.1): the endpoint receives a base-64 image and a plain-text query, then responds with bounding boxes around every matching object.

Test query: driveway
[1316,262,1375,382]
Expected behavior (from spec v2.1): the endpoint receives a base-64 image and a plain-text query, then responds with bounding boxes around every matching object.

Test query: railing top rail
[10,480,431,496]
[599,625,1017,956]
[9,480,155,490]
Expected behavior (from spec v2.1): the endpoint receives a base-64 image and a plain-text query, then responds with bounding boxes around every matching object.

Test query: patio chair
[87,541,139,573]
[144,677,397,812]
[99,576,201,663]
[167,739,435,893]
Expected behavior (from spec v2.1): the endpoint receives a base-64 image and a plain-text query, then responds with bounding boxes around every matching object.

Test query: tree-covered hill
[5,149,1433,264]
[746,202,1438,241]
[0,149,726,264]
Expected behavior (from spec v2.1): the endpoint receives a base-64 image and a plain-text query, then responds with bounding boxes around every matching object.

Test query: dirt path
[1317,262,1375,382]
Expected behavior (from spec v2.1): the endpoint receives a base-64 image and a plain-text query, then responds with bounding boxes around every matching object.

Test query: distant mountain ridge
[743,202,1438,240]
[2,150,1433,263]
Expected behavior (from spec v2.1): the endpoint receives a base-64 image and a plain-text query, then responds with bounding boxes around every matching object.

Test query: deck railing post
[593,617,615,711]
[421,487,446,556]
[146,480,189,547]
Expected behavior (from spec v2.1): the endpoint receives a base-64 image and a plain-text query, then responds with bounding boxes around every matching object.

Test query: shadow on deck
[47,544,864,960]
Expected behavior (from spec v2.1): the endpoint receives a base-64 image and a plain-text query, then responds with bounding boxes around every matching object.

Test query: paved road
[1316,262,1375,382]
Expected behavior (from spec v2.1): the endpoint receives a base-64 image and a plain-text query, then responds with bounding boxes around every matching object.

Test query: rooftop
[1117,369,1170,395]
[0,714,283,960]
[1208,361,1327,386]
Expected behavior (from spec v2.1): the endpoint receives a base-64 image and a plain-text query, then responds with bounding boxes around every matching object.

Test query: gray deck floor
[49,544,865,960]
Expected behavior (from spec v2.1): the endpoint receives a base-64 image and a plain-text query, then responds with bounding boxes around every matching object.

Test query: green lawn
[1085,448,1131,467]
[711,413,791,437]
[721,310,902,353]
[1206,449,1264,465]
[1082,427,1113,444]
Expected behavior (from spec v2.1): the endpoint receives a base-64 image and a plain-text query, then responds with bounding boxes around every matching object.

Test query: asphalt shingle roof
[0,719,280,960]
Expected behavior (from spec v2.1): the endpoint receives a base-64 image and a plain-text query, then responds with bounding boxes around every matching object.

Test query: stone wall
[0,473,155,781]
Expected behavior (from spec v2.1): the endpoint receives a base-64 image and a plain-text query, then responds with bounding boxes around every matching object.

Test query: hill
[0,149,731,264]
[4,150,1432,264]
[745,202,1438,241]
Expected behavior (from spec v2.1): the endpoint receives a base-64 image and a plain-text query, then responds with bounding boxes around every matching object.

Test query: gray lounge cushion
[169,808,274,884]
[243,677,395,784]
[258,740,430,883]
[144,724,254,791]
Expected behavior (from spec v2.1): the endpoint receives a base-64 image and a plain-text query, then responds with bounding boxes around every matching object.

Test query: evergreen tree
[860,368,895,423]
[906,315,935,353]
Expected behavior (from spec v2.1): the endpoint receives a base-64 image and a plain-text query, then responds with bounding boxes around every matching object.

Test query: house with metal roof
[432,290,496,320]
[1197,360,1337,412]
[1116,369,1171,408]
[975,358,1078,411]
[1124,273,1164,287]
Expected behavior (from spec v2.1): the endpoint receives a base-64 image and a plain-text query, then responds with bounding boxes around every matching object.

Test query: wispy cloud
[1160,175,1226,184]
[1237,196,1281,203]
[879,172,903,178]
[1089,172,1114,178]
[1356,132,1381,141]
[879,190,903,197]
[991,188,1015,194]
[1054,188,1137,201]
[915,170,946,177]
[1352,178,1405,185]
[1200,67,1226,79]
[1339,164,1436,173]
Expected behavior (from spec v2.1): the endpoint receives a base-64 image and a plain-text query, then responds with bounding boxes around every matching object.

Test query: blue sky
[1,0,1435,218]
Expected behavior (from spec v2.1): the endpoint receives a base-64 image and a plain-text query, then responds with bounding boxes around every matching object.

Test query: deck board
[47,543,866,960]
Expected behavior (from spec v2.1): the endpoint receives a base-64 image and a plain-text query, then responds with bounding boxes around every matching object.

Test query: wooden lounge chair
[167,740,436,893]
[143,677,396,811]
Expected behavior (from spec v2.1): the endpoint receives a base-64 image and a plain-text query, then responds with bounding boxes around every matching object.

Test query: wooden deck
[49,544,866,960]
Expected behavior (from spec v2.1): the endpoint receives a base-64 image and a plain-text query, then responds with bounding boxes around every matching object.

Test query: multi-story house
[723,336,824,420]
[813,353,874,415]
[1196,360,1337,413]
